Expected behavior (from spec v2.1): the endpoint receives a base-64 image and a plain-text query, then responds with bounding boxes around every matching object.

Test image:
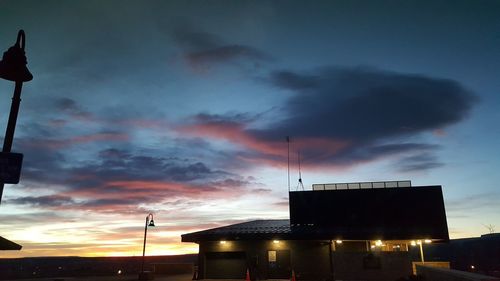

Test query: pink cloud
[178,122,349,168]
[48,179,248,213]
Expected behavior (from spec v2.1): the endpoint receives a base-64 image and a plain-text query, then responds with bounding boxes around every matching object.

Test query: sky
[0,0,499,258]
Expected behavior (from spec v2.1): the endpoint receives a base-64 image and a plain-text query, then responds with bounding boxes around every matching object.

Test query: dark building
[182,181,449,280]
[425,233,500,277]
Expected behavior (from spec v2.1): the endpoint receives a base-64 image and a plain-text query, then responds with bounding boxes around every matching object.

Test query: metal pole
[141,216,149,273]
[328,240,334,281]
[419,242,425,263]
[0,81,23,203]
[287,136,290,192]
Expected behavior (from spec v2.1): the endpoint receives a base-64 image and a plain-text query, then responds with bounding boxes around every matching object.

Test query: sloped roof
[0,236,22,250]
[182,220,291,242]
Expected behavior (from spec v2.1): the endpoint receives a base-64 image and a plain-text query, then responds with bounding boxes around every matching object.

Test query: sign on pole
[0,152,23,184]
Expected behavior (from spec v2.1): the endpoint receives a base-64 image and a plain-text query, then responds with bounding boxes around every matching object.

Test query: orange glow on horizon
[0,242,199,259]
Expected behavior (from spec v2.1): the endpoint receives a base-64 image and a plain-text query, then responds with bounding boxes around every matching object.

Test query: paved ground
[12,274,289,281]
[12,274,193,281]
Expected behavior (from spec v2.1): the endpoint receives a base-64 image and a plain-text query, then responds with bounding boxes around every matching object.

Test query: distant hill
[0,254,197,280]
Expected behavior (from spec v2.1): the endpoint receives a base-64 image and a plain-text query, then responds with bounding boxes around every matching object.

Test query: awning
[0,236,22,250]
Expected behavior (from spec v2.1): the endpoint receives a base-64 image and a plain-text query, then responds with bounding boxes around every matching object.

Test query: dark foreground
[0,255,197,280]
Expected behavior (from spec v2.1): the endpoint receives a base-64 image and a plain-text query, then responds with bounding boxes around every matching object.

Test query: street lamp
[0,30,33,203]
[141,213,155,276]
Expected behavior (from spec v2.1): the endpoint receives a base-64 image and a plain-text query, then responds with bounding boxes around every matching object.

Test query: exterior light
[410,240,417,246]
[424,239,432,244]
[335,240,343,244]
[273,240,280,244]
[0,30,33,82]
[417,240,422,245]
[220,240,227,244]
[117,269,122,275]
[375,240,383,247]
[370,245,375,249]
[471,265,475,269]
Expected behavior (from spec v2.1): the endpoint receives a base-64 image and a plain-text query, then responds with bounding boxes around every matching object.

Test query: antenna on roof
[297,150,304,191]
[286,136,290,192]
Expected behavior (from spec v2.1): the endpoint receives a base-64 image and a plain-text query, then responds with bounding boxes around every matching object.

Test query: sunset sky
[1,0,499,258]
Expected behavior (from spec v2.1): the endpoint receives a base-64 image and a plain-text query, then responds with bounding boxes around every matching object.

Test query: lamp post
[141,213,155,276]
[411,239,431,263]
[0,30,33,204]
[418,240,425,263]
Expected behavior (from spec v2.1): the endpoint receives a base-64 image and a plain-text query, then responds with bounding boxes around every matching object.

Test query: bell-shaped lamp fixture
[0,30,33,82]
[148,219,155,227]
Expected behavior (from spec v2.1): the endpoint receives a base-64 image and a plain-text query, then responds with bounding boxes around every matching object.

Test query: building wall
[333,251,412,281]
[197,240,413,280]
[425,233,500,277]
[198,240,332,280]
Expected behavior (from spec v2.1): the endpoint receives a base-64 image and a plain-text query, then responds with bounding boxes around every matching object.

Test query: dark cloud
[7,195,76,207]
[194,112,259,126]
[210,178,257,188]
[172,27,272,68]
[54,97,93,120]
[9,144,255,211]
[16,137,67,183]
[394,153,444,172]
[255,66,476,167]
[183,66,477,170]
[326,143,441,166]
[187,45,271,66]
[90,148,231,183]
[270,71,318,90]
[263,66,477,141]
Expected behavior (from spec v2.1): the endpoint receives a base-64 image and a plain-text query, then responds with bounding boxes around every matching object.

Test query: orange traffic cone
[245,268,251,281]
[291,270,296,281]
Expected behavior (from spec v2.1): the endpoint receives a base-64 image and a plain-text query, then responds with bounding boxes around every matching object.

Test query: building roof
[182,220,291,242]
[0,236,22,250]
[182,218,448,243]
[182,185,449,243]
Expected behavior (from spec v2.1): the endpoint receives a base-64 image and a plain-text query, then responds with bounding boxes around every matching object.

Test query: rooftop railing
[312,180,411,191]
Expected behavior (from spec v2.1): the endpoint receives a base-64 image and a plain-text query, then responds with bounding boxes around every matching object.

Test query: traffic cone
[245,268,251,281]
[192,267,198,280]
[290,269,296,281]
